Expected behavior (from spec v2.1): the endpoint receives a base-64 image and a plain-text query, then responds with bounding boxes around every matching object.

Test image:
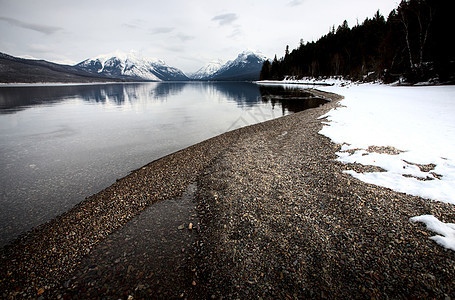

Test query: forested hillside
[261,0,454,84]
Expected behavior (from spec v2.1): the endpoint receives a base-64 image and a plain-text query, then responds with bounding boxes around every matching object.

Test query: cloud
[150,27,175,34]
[28,44,53,53]
[175,33,195,42]
[122,19,146,29]
[0,16,62,35]
[211,13,238,26]
[163,44,183,53]
[123,23,137,29]
[227,27,242,39]
[288,0,303,6]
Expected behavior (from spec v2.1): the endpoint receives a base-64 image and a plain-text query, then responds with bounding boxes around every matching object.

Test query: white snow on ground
[261,76,357,87]
[263,80,455,250]
[410,215,455,251]
[316,83,455,204]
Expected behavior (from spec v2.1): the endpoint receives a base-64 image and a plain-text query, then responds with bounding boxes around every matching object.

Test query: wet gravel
[1,88,455,299]
[49,184,200,299]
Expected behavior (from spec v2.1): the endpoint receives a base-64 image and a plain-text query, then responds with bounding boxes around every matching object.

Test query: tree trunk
[400,13,415,71]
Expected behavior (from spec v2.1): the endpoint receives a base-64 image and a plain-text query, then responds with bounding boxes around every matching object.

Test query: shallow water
[0,81,324,246]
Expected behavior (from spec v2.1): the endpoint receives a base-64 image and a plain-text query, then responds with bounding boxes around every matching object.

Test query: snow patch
[410,215,455,251]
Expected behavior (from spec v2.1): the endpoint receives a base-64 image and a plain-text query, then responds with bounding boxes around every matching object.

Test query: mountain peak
[238,49,266,58]
[90,50,164,66]
[190,59,225,80]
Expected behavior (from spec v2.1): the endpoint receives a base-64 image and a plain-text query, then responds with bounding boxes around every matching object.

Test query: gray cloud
[211,13,238,26]
[227,27,242,39]
[27,44,52,53]
[175,33,195,42]
[150,27,175,34]
[122,19,147,29]
[288,0,303,6]
[163,44,183,53]
[123,23,138,29]
[0,16,62,35]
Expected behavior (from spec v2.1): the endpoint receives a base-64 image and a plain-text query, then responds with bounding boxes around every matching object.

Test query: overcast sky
[0,0,399,74]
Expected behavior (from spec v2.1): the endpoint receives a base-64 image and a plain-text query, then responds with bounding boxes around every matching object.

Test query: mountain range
[0,50,268,83]
[76,51,188,81]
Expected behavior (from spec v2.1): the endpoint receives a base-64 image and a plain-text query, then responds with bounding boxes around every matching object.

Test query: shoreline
[1,88,454,298]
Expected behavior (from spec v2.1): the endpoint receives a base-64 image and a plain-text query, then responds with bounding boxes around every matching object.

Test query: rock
[178,224,185,230]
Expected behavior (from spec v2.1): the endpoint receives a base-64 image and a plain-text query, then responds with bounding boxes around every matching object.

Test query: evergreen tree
[259,60,271,80]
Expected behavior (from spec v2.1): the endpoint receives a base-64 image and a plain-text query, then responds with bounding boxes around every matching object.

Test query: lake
[0,81,325,246]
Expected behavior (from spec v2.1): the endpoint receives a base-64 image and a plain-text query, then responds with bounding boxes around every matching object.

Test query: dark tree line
[261,0,454,83]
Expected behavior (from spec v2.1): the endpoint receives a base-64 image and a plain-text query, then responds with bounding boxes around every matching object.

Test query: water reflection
[0,82,325,114]
[259,85,329,114]
[0,83,189,112]
[202,82,263,106]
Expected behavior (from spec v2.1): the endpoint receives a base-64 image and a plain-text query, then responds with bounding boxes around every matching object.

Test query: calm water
[0,82,324,246]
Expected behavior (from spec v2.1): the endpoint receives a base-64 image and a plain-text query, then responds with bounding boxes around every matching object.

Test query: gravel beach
[1,88,454,299]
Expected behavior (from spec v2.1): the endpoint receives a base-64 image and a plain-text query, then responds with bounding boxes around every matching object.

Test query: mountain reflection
[0,82,327,114]
[0,83,189,113]
[198,82,262,107]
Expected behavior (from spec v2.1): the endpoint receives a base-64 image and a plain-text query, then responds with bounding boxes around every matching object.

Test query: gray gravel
[1,88,455,299]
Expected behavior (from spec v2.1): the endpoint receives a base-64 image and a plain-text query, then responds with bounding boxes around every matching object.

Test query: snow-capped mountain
[190,59,224,80]
[75,51,188,81]
[195,50,267,81]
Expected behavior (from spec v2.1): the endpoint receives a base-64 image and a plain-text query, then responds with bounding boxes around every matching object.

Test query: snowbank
[317,83,455,204]
[311,81,455,251]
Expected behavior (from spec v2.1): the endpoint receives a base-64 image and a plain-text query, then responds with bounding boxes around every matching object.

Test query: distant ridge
[0,52,121,83]
[0,50,268,83]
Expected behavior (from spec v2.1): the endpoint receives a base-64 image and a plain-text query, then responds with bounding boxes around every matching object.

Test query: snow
[262,76,353,86]
[93,50,161,66]
[317,83,455,205]
[410,215,455,251]
[264,79,455,251]
[229,49,267,67]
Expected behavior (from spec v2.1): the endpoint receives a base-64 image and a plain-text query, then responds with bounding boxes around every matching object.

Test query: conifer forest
[260,0,454,84]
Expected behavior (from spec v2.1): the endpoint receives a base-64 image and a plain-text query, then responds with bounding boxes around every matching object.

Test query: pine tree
[259,60,271,80]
